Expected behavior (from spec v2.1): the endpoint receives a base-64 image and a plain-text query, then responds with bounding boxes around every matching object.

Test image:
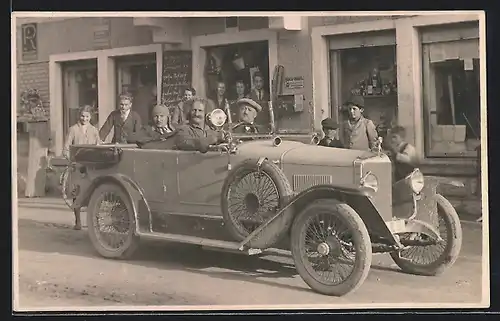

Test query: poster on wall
[161,50,192,108]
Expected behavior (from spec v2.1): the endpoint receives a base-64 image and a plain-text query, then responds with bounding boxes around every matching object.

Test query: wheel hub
[317,242,330,255]
[244,193,260,214]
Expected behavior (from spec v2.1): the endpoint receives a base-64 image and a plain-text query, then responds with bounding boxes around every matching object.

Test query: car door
[174,150,231,217]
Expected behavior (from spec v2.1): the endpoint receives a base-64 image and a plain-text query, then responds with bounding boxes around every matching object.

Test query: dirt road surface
[14,200,485,310]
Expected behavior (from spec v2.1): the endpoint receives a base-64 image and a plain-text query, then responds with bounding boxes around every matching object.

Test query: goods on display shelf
[161,50,192,108]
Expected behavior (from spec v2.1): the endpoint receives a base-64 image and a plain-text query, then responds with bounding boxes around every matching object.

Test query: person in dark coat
[175,98,226,153]
[319,118,343,148]
[99,93,143,143]
[232,98,262,134]
[127,104,177,149]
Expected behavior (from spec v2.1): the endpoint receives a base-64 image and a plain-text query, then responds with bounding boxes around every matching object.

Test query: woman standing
[62,105,101,230]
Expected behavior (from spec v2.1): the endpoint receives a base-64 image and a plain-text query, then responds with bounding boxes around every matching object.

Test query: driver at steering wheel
[232,98,262,134]
[175,98,226,153]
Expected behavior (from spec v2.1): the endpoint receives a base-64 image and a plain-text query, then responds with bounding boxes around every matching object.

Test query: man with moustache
[175,98,226,153]
[127,104,177,149]
[232,98,262,134]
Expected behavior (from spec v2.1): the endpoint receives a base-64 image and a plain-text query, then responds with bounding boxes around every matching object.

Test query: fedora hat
[237,98,262,113]
[344,95,365,108]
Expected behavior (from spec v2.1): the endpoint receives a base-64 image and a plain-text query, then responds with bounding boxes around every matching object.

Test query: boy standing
[319,118,343,148]
[99,93,143,143]
[388,126,418,182]
[341,95,379,151]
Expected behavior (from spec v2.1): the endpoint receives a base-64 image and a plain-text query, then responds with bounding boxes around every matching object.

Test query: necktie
[258,90,261,100]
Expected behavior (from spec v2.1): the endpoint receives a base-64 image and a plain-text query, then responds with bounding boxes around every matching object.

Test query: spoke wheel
[87,183,139,259]
[390,194,462,276]
[221,159,294,249]
[291,199,372,296]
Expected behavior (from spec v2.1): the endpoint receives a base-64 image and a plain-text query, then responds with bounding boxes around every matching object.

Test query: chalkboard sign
[161,50,192,108]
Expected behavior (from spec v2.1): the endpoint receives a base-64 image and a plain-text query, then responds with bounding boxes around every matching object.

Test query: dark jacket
[319,137,343,148]
[232,122,259,134]
[249,89,270,126]
[175,123,223,152]
[127,125,177,149]
[99,110,142,143]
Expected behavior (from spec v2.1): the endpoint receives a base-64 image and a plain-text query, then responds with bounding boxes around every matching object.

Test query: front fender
[74,173,152,234]
[290,185,398,244]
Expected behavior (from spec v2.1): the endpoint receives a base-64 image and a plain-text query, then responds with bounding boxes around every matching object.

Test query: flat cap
[321,118,339,130]
[344,95,365,108]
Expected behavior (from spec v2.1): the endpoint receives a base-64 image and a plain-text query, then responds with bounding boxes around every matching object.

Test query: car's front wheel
[87,183,139,259]
[390,194,463,276]
[290,199,372,296]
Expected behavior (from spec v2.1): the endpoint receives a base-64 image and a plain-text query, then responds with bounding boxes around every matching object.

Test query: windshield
[220,100,314,137]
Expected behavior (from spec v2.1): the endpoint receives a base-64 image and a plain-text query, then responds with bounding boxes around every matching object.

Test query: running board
[137,231,262,255]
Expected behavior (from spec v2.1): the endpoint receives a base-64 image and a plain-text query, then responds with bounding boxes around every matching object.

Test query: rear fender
[74,173,152,234]
[291,185,399,245]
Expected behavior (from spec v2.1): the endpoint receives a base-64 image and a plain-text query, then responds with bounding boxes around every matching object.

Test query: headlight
[409,169,425,194]
[360,172,378,192]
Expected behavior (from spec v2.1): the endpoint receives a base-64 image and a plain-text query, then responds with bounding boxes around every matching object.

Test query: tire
[221,158,294,249]
[60,166,74,209]
[87,183,139,259]
[390,194,463,276]
[290,199,372,296]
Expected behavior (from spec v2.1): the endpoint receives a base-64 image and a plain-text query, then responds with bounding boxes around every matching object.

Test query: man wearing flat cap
[319,118,343,148]
[175,98,226,153]
[127,104,177,149]
[341,95,379,151]
[232,98,262,134]
[99,92,143,143]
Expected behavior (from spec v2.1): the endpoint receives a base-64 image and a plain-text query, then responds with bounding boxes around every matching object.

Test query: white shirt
[120,109,131,121]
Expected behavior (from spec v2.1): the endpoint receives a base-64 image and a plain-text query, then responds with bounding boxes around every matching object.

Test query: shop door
[62,60,99,137]
[116,54,157,126]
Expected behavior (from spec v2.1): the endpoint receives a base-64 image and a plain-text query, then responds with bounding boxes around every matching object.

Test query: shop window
[116,53,157,125]
[62,60,98,137]
[329,34,398,143]
[204,40,270,128]
[421,24,480,158]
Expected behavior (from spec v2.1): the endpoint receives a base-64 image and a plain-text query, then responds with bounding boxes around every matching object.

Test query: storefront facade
[16,13,485,175]
[311,13,484,177]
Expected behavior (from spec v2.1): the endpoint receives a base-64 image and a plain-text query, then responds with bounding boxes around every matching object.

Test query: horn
[311,133,320,145]
[272,135,282,147]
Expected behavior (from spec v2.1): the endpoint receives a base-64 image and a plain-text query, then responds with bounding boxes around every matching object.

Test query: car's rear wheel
[390,194,462,276]
[290,199,372,296]
[221,158,294,249]
[87,183,139,259]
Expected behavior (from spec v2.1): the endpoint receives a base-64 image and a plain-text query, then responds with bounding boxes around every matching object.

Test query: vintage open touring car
[60,104,463,297]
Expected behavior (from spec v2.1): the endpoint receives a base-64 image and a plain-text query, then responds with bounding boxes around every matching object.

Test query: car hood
[236,139,380,166]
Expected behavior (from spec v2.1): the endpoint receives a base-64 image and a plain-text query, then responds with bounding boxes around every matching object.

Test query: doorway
[115,53,157,125]
[62,59,98,137]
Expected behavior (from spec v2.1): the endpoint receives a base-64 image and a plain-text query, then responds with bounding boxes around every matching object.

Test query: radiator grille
[293,174,333,192]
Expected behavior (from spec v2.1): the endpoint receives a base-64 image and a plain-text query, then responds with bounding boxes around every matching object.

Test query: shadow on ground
[18,218,417,295]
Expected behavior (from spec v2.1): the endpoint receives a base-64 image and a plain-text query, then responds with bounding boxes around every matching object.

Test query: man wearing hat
[127,104,177,149]
[232,98,262,134]
[99,92,143,143]
[319,118,343,148]
[341,95,379,151]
